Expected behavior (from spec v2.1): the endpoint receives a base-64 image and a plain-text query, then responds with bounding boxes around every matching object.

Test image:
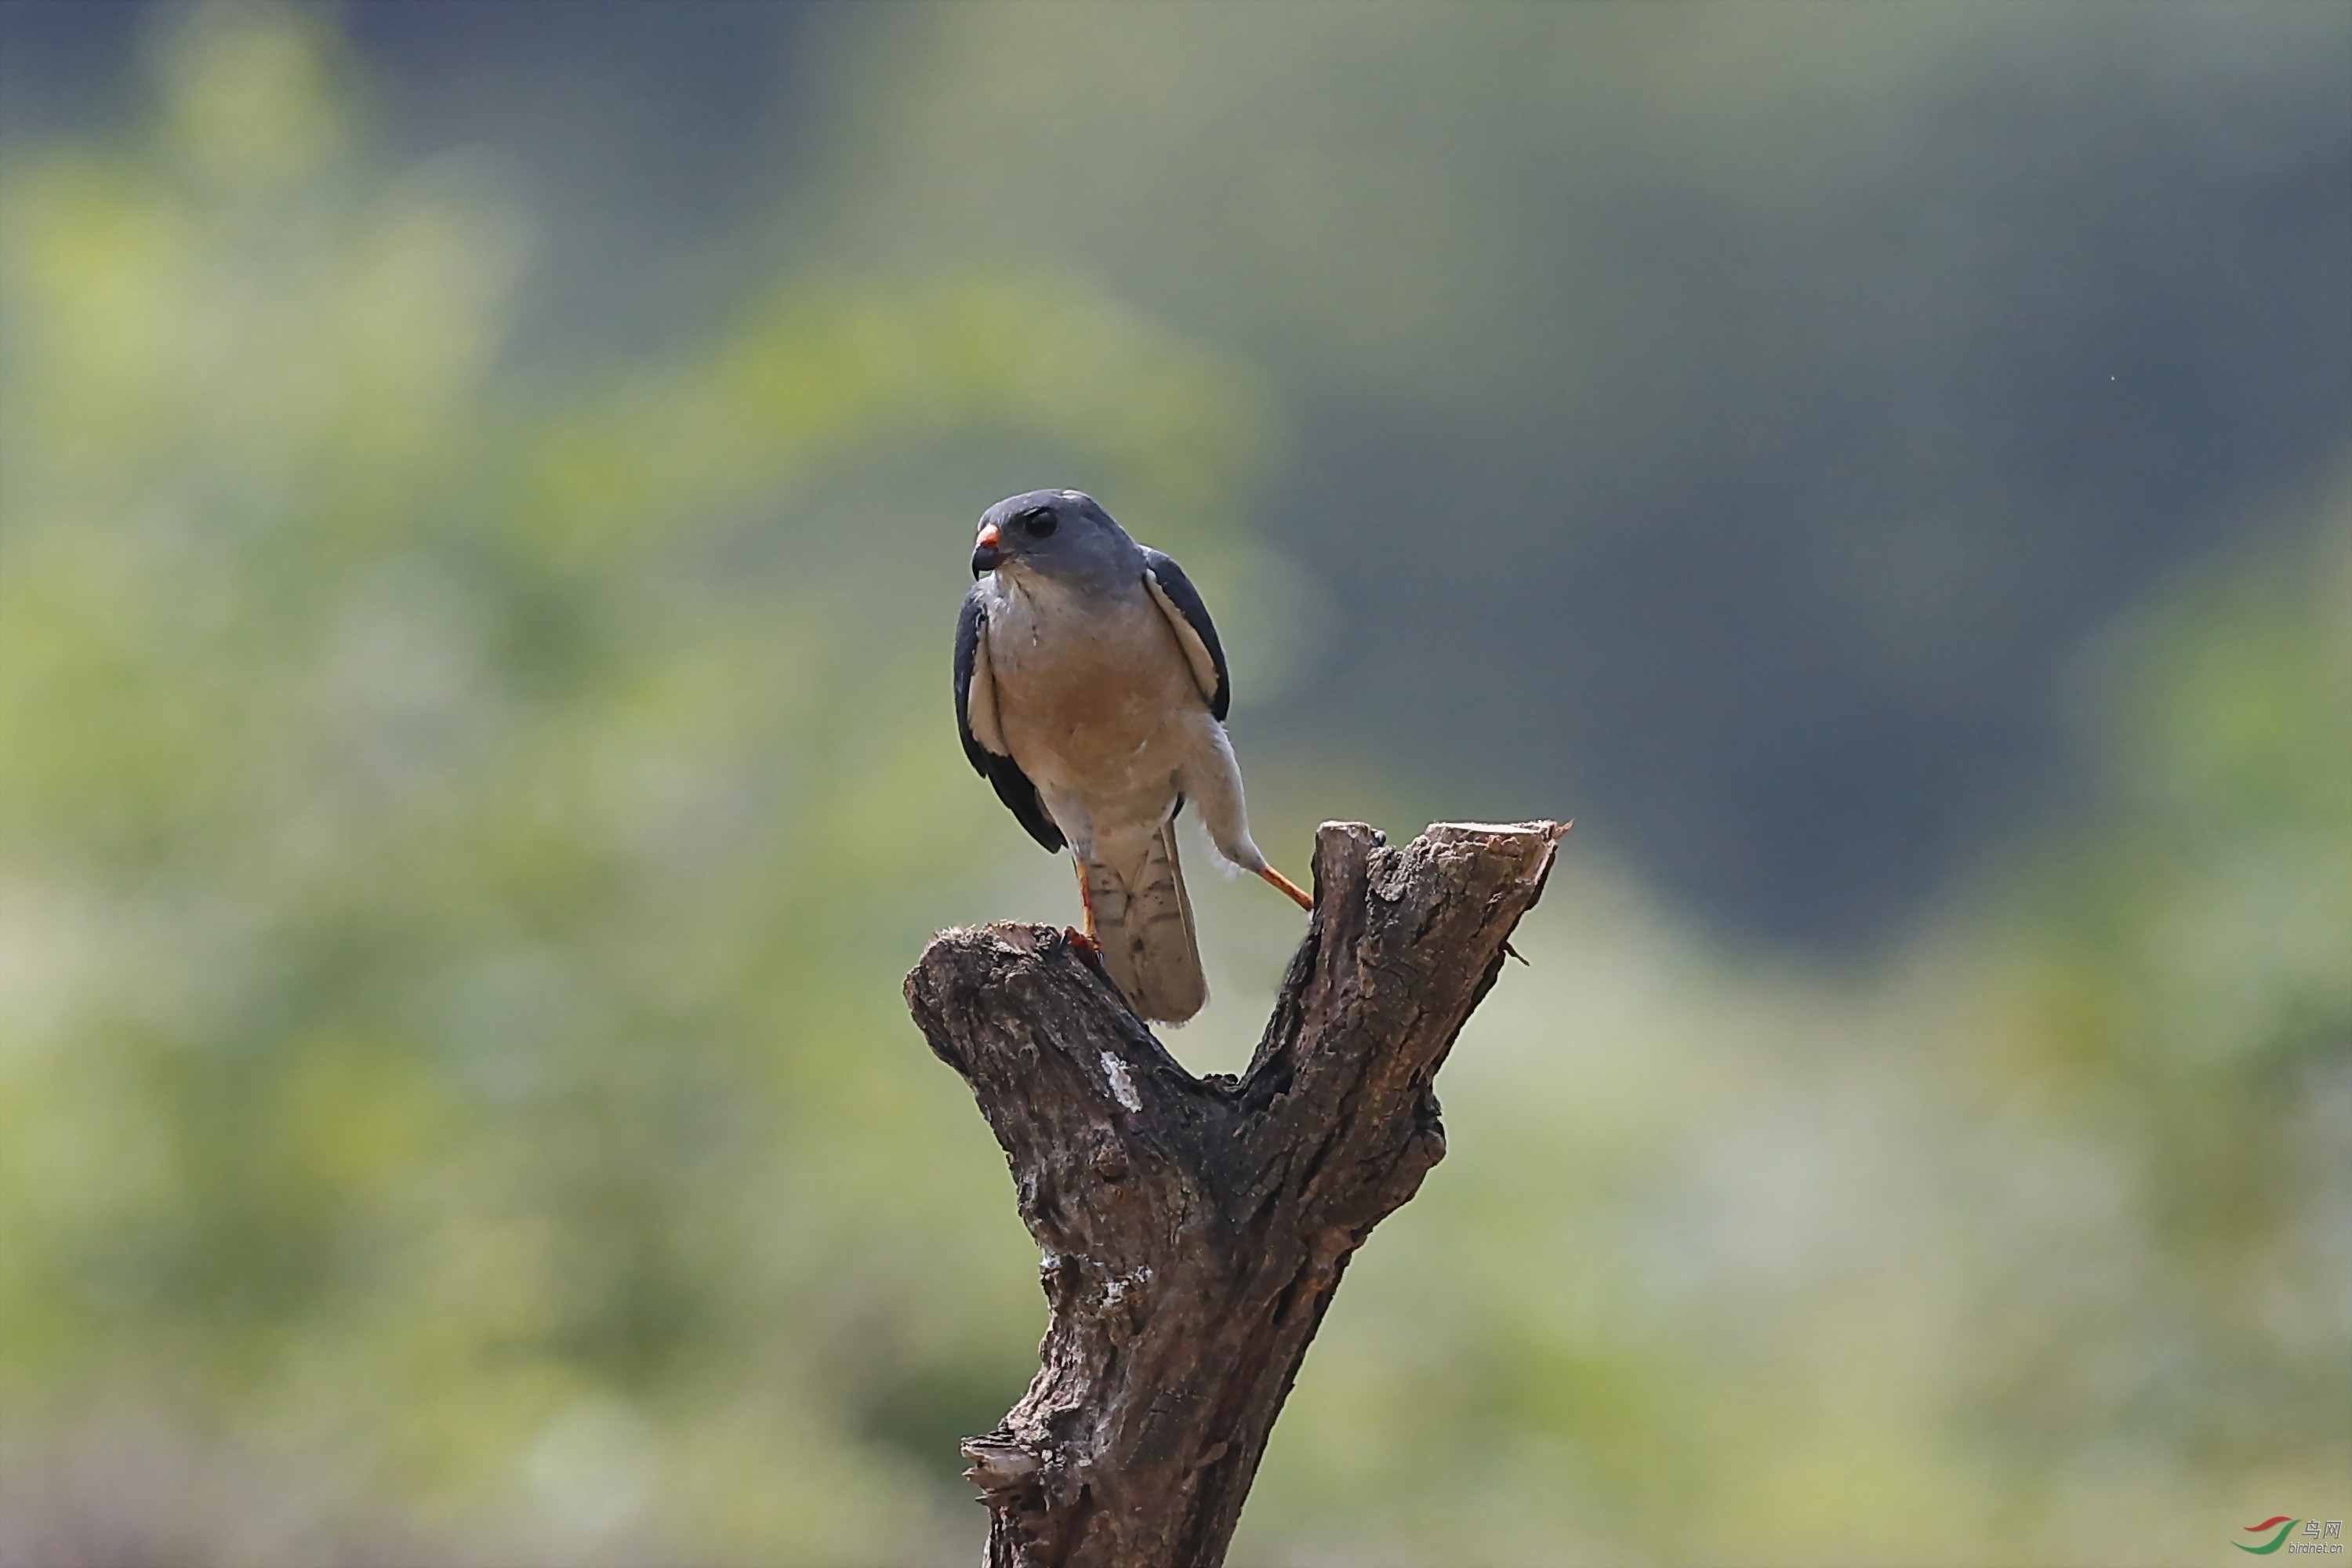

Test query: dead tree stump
[904,820,1567,1568]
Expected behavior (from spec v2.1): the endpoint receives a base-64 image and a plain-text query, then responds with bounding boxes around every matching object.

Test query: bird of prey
[955,488,1312,1023]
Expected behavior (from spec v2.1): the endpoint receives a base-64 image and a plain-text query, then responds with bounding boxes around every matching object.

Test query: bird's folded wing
[955,586,1065,852]
[954,587,1008,763]
[964,620,1006,757]
[1141,550,1229,720]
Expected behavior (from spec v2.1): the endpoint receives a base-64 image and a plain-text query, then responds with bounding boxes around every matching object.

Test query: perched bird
[954,488,1312,1022]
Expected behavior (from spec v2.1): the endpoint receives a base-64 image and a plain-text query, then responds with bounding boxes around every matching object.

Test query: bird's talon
[1064,926,1102,955]
[1503,940,1529,967]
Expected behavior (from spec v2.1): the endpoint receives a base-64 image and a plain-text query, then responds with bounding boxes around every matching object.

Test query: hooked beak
[971,521,1004,577]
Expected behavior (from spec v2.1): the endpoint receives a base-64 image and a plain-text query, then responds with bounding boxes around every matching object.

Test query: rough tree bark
[903,819,1566,1568]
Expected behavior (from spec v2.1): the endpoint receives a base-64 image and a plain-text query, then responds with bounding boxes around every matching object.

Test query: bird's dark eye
[1022,508,1058,539]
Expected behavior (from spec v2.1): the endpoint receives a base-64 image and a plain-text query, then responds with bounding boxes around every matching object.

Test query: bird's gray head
[971,489,1136,588]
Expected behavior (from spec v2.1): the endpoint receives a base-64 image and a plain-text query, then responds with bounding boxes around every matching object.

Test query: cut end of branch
[961,1433,1043,1494]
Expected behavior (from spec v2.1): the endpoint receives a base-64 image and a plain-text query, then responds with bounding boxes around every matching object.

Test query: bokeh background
[2,3,2346,1564]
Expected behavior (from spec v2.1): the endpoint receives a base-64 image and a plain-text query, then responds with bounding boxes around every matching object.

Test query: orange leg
[1257,865,1314,911]
[1067,857,1102,953]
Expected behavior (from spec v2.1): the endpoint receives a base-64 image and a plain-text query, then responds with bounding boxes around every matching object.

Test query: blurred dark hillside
[816,2,2352,946]
[0,0,837,365]
[8,0,2343,951]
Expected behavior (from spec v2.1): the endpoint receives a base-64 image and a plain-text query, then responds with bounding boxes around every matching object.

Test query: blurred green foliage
[0,7,2343,1566]
[0,8,1269,1560]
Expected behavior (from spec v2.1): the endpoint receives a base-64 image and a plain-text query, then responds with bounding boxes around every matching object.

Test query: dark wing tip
[985,754,1065,852]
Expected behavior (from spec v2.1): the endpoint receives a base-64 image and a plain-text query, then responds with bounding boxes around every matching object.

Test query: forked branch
[904,820,1567,1568]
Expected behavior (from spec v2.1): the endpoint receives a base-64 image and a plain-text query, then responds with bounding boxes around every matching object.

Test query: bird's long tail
[1085,821,1208,1023]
